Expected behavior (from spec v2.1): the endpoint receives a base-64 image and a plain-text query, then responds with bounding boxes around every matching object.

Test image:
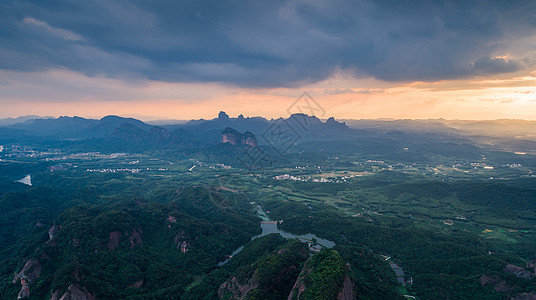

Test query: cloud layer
[1,0,535,87]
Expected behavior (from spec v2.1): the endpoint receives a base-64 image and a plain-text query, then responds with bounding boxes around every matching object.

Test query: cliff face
[338,269,355,300]
[287,250,353,300]
[286,266,309,300]
[222,127,242,145]
[242,132,257,147]
[218,275,259,299]
[218,240,308,299]
[287,263,355,300]
[221,127,257,147]
[218,247,358,300]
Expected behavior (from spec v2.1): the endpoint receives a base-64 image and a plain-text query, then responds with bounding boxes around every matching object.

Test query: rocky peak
[218,111,230,120]
[289,113,322,126]
[324,117,348,130]
[285,114,348,133]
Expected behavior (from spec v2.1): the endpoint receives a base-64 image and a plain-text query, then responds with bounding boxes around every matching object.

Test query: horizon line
[4,114,536,123]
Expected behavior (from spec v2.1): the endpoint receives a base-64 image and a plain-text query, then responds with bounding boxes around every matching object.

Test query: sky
[2,0,536,121]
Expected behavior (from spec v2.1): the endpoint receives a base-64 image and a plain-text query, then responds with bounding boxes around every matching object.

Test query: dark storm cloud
[0,0,534,87]
[472,57,520,74]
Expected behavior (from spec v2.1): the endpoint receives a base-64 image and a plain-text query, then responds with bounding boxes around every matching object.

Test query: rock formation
[50,284,96,300]
[12,258,42,299]
[222,127,257,147]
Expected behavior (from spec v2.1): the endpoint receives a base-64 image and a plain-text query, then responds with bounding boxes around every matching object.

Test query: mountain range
[0,111,350,147]
[3,113,536,159]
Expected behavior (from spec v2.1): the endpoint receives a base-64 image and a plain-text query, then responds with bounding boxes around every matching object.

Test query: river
[217,204,335,266]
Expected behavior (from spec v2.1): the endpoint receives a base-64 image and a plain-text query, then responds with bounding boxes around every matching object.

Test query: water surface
[217,205,335,266]
[15,174,32,186]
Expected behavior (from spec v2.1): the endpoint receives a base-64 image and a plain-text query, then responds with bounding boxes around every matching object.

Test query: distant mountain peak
[100,115,123,120]
[324,116,347,128]
[290,112,316,118]
[0,115,52,126]
[218,111,230,120]
[11,115,152,139]
[288,113,323,122]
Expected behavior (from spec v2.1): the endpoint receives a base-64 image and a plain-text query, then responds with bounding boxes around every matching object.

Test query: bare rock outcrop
[480,274,514,293]
[337,265,355,300]
[12,258,42,299]
[107,229,143,250]
[479,274,499,286]
[512,292,536,300]
[494,281,513,293]
[12,258,42,284]
[50,284,96,300]
[17,280,30,299]
[128,279,144,289]
[174,231,190,253]
[49,224,60,240]
[504,264,533,279]
[180,241,190,253]
[287,267,310,300]
[218,275,259,299]
[528,260,536,275]
[107,231,121,250]
[129,228,143,249]
[222,128,257,147]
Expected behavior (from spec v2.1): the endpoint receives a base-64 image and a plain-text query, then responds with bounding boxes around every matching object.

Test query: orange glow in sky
[2,69,536,121]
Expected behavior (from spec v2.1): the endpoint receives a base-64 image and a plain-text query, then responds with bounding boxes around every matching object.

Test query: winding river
[217,204,335,266]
